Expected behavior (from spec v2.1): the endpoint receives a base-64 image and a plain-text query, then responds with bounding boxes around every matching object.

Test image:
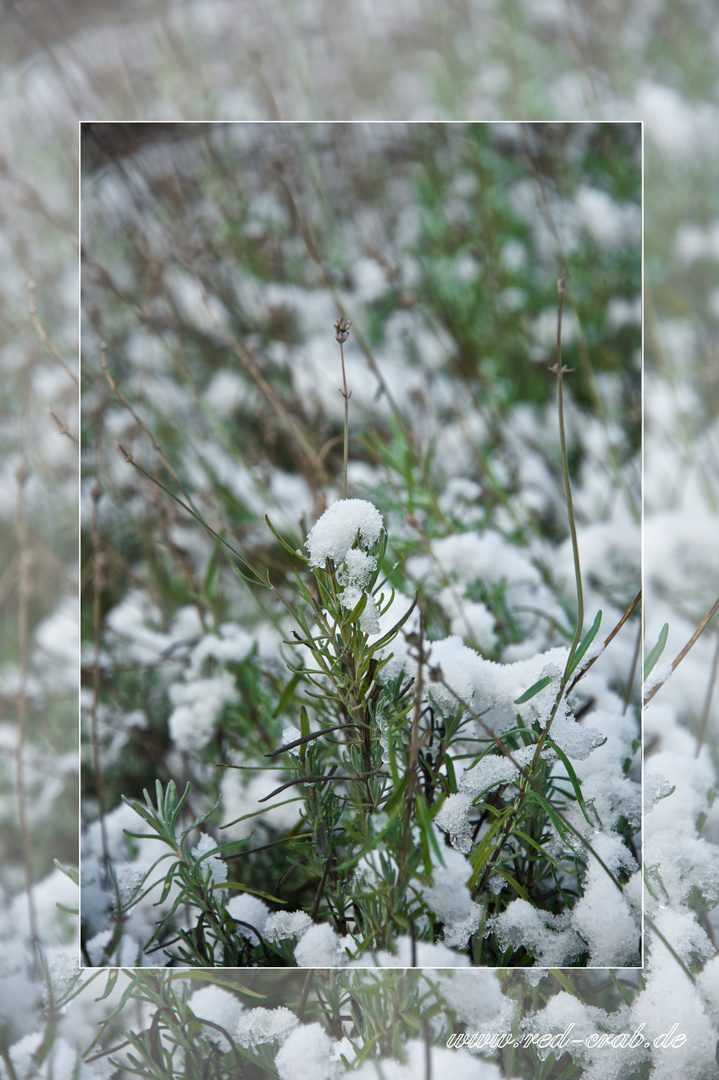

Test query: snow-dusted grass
[1,1,718,1077]
[79,122,641,969]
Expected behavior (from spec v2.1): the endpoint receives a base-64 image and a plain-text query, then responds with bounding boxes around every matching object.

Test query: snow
[351,1040,502,1079]
[420,842,482,948]
[274,1023,345,1080]
[191,833,228,888]
[348,938,471,967]
[227,894,270,944]
[263,910,313,942]
[185,624,255,678]
[294,922,347,967]
[236,1006,298,1047]
[570,833,640,966]
[167,672,236,751]
[487,899,585,967]
[305,499,384,567]
[190,986,244,1050]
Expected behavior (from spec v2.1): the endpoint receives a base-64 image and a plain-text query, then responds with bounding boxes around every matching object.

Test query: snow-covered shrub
[79,123,641,968]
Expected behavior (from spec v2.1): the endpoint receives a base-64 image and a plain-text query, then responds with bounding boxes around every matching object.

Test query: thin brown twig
[696,630,719,759]
[49,410,79,444]
[15,376,39,959]
[101,343,197,510]
[273,165,405,425]
[335,317,352,499]
[90,478,109,867]
[202,301,329,484]
[28,281,79,387]
[644,594,719,705]
[566,590,641,696]
[623,617,642,716]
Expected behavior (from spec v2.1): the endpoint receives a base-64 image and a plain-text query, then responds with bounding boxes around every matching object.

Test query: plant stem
[334,317,352,499]
[551,270,584,676]
[341,341,349,499]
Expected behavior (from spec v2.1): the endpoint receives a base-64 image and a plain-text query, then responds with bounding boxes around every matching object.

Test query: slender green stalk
[551,270,584,676]
[335,317,352,498]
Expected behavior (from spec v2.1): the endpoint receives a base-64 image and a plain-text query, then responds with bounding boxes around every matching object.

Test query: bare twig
[28,281,79,387]
[566,590,641,696]
[49,409,79,444]
[90,478,109,867]
[335,317,352,499]
[101,343,198,510]
[15,376,39,958]
[202,301,329,485]
[644,594,719,705]
[696,630,719,758]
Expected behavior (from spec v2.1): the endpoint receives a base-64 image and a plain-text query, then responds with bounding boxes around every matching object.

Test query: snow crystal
[227,894,270,945]
[424,635,569,732]
[85,930,112,967]
[294,922,347,967]
[337,585,381,634]
[305,499,384,567]
[167,672,236,751]
[352,1040,502,1080]
[10,1033,91,1079]
[348,937,470,968]
[643,657,672,697]
[274,1022,344,1080]
[461,750,525,795]
[697,954,719,1026]
[486,898,584,966]
[421,843,481,948]
[631,915,718,1080]
[191,833,228,888]
[570,833,639,966]
[549,711,605,761]
[434,792,474,853]
[263,910,313,943]
[186,623,254,678]
[337,547,376,589]
[644,772,676,810]
[190,986,244,1050]
[236,1006,298,1047]
[437,970,510,1032]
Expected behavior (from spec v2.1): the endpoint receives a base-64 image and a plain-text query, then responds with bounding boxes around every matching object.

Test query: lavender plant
[2,4,719,1080]
[84,184,641,967]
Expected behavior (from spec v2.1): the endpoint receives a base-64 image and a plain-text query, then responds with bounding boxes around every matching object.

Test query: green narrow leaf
[169,971,266,998]
[467,808,512,890]
[370,593,418,651]
[488,865,529,901]
[546,738,595,828]
[265,514,308,562]
[415,792,443,868]
[346,590,369,623]
[273,671,303,718]
[94,969,119,1002]
[299,705,310,764]
[644,622,669,682]
[531,789,584,855]
[56,902,79,915]
[54,859,79,886]
[514,675,553,704]
[203,541,221,597]
[444,756,458,794]
[221,883,287,905]
[566,609,602,677]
